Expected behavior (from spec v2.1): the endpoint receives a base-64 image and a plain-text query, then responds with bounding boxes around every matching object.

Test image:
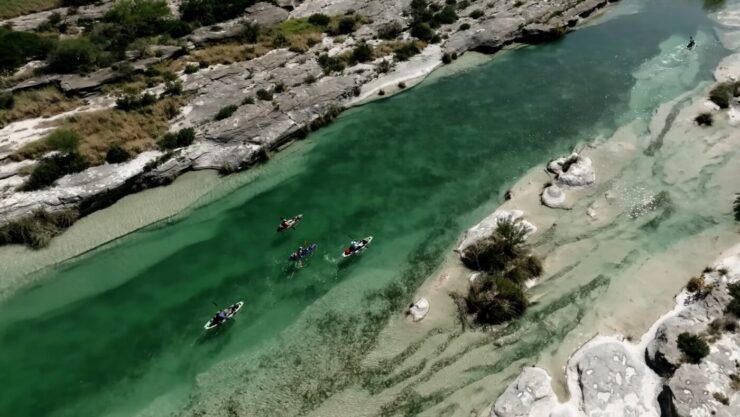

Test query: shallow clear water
[0,1,730,416]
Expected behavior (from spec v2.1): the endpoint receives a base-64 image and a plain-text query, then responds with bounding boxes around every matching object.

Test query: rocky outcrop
[492,367,556,417]
[0,2,114,32]
[546,153,596,188]
[541,184,566,208]
[569,341,659,417]
[456,210,537,257]
[408,298,429,322]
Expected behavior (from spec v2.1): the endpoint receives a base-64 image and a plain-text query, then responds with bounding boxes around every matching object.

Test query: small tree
[308,13,331,26]
[709,82,737,109]
[214,105,238,120]
[256,89,273,101]
[734,195,740,221]
[105,145,130,163]
[695,112,713,126]
[351,42,373,64]
[378,21,402,40]
[47,38,103,73]
[677,332,710,364]
[0,92,15,110]
[46,129,80,153]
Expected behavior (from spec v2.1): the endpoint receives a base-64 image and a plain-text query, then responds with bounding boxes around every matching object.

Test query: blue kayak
[289,243,318,261]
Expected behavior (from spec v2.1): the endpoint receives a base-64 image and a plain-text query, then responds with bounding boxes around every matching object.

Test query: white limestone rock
[408,298,429,322]
[547,153,595,188]
[456,210,537,256]
[541,184,566,208]
[491,367,556,417]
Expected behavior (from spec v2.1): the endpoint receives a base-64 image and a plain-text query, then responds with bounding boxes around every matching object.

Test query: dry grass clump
[0,0,60,19]
[54,96,185,164]
[0,209,78,249]
[373,40,426,58]
[191,43,270,65]
[0,86,82,128]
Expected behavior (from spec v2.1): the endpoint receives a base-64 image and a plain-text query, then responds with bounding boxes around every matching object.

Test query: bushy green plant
[214,104,238,120]
[105,145,131,163]
[318,54,345,74]
[46,129,80,153]
[0,209,78,249]
[47,38,103,73]
[695,112,713,126]
[256,89,273,101]
[686,276,704,293]
[0,28,55,74]
[410,22,434,41]
[163,19,192,38]
[304,74,317,84]
[180,0,257,26]
[241,22,260,43]
[709,82,737,109]
[163,80,183,96]
[677,332,710,364]
[394,43,421,61]
[23,152,89,191]
[470,9,484,19]
[0,92,15,110]
[351,42,373,64]
[308,13,331,26]
[378,21,402,40]
[115,93,157,111]
[734,195,740,221]
[333,17,357,35]
[158,127,195,149]
[466,276,528,325]
[459,22,471,30]
[184,64,199,74]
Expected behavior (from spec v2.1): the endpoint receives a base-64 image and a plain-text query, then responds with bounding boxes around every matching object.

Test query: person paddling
[687,36,695,50]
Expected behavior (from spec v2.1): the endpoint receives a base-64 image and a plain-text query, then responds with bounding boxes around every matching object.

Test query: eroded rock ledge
[0,0,618,242]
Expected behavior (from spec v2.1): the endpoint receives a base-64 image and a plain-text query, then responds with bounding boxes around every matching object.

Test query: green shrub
[163,80,183,96]
[686,276,704,292]
[180,0,257,26]
[410,22,434,41]
[459,22,471,30]
[432,6,458,25]
[184,64,199,74]
[304,74,317,84]
[712,392,729,405]
[470,9,484,18]
[47,38,103,73]
[734,195,740,221]
[332,17,356,35]
[242,96,255,105]
[163,19,192,38]
[0,28,55,74]
[46,129,80,153]
[214,104,238,120]
[350,42,373,64]
[695,112,713,126]
[709,82,737,109]
[442,52,452,64]
[677,332,710,364]
[308,13,331,26]
[23,152,89,191]
[158,127,195,149]
[394,43,421,61]
[318,54,345,74]
[272,32,289,47]
[116,93,157,111]
[105,145,131,163]
[0,92,15,110]
[457,0,470,9]
[378,21,402,40]
[256,89,273,101]
[0,209,79,249]
[466,276,528,325]
[241,22,260,43]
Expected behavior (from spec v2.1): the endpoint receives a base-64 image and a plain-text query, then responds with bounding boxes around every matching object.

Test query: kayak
[342,236,373,258]
[204,301,244,330]
[290,243,318,261]
[277,214,303,232]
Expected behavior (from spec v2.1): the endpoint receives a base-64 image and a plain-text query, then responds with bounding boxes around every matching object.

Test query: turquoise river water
[0,1,732,416]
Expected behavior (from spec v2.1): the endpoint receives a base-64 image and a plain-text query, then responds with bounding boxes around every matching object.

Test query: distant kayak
[204,301,244,330]
[290,243,318,261]
[342,236,373,258]
[277,215,303,232]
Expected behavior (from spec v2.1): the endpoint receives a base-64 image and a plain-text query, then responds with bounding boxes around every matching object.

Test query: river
[0,0,731,416]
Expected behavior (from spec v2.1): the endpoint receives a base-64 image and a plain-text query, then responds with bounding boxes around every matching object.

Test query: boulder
[491,367,556,417]
[546,153,595,188]
[408,298,429,322]
[456,210,537,257]
[541,184,566,208]
[645,282,733,377]
[245,2,290,27]
[569,341,658,417]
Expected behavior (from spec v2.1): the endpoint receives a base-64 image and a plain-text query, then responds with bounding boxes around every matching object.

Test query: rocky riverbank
[0,0,619,247]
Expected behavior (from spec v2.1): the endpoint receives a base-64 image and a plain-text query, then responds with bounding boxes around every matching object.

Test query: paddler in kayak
[280,218,290,229]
